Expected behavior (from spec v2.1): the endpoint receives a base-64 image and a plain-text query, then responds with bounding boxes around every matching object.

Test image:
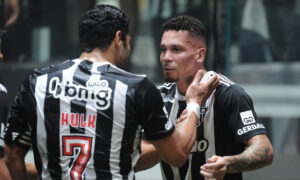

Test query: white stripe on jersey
[18,139,32,146]
[161,87,217,180]
[219,74,234,87]
[82,63,99,179]
[59,60,81,180]
[35,74,51,179]
[130,125,142,179]
[110,80,128,179]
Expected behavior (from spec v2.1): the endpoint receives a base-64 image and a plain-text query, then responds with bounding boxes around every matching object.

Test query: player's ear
[114,30,123,47]
[196,47,206,63]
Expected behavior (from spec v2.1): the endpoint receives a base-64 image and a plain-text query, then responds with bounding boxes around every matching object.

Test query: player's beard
[118,44,130,70]
[164,75,179,83]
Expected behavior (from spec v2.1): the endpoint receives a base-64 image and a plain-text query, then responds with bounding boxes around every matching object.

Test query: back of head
[79,4,129,52]
[162,15,206,45]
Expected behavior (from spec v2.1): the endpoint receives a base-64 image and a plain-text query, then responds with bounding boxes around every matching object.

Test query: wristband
[186,102,200,119]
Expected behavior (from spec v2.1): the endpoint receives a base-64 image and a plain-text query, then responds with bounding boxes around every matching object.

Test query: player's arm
[0,89,11,179]
[136,111,197,170]
[135,110,188,172]
[225,134,273,172]
[200,134,273,180]
[135,139,161,172]
[26,163,38,180]
[4,0,20,27]
[4,144,28,180]
[4,76,34,180]
[147,70,220,167]
[0,158,11,180]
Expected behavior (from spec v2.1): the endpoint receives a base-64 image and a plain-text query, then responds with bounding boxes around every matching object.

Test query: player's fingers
[202,162,220,169]
[200,169,213,179]
[192,69,205,85]
[202,74,219,89]
[201,165,217,174]
[208,155,219,163]
[213,76,221,88]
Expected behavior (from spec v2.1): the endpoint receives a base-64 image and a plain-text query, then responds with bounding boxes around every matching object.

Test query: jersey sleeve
[136,78,174,141]
[217,85,267,143]
[0,89,8,157]
[4,76,33,150]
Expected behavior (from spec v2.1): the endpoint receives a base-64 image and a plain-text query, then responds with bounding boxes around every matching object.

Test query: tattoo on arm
[225,136,273,173]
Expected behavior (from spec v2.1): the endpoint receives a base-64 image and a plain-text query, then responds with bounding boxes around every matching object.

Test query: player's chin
[164,74,178,82]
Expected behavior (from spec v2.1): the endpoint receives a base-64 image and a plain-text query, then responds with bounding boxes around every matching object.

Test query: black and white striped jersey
[0,82,8,157]
[158,74,267,180]
[5,59,174,180]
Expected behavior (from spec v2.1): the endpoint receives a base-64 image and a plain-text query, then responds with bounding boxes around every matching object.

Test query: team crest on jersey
[240,110,256,125]
[199,106,207,126]
[165,120,173,130]
[49,77,112,110]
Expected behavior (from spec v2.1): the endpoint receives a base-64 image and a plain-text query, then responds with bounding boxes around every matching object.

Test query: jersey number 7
[62,136,93,180]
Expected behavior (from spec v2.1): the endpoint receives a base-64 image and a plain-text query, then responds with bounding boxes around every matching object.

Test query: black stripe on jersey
[119,89,133,178]
[25,75,44,176]
[94,65,115,179]
[69,61,92,134]
[191,123,205,180]
[177,100,189,179]
[161,161,174,180]
[44,70,63,179]
[176,100,186,119]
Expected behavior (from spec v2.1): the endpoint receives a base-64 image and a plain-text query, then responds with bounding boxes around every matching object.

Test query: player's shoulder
[108,63,146,79]
[216,74,250,103]
[104,63,149,87]
[31,59,75,77]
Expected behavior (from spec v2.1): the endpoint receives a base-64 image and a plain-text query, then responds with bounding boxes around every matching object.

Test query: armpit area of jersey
[143,121,175,141]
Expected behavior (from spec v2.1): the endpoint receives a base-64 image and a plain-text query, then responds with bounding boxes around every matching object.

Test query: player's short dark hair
[79,4,129,52]
[162,15,206,44]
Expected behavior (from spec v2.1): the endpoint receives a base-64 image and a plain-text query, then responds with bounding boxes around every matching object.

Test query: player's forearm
[4,144,28,180]
[5,156,28,180]
[5,0,20,27]
[224,136,273,173]
[174,112,198,157]
[0,158,11,180]
[26,163,38,180]
[135,142,161,172]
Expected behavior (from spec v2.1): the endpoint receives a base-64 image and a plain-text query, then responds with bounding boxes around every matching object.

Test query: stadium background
[0,0,299,179]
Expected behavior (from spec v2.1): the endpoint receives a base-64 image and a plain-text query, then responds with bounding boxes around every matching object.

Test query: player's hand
[186,70,220,106]
[200,155,226,180]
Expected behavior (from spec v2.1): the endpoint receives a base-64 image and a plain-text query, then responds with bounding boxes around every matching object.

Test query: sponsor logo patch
[240,110,255,125]
[49,77,112,110]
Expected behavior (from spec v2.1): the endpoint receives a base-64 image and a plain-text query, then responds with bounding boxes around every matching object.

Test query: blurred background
[0,0,299,179]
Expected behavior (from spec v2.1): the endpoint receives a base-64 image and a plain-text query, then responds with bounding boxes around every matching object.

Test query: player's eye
[160,47,166,53]
[173,47,181,53]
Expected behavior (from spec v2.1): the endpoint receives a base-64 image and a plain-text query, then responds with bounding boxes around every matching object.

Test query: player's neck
[176,81,188,96]
[79,48,116,64]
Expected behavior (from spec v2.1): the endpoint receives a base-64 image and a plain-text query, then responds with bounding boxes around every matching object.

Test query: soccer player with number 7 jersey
[4,5,220,180]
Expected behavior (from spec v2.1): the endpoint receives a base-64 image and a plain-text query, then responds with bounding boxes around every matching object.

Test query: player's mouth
[163,67,175,73]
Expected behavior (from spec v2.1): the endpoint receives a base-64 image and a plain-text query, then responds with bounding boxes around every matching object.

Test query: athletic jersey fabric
[0,82,8,157]
[158,74,267,180]
[5,59,174,180]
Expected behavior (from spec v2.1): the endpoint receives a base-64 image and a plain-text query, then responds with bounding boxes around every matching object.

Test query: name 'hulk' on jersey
[5,59,175,180]
[158,74,267,180]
